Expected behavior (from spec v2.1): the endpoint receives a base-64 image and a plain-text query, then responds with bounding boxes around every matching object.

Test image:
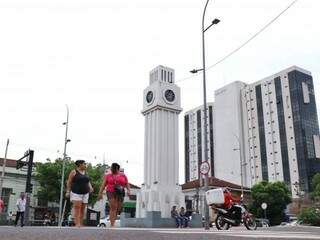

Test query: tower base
[120,211,203,228]
[135,185,185,218]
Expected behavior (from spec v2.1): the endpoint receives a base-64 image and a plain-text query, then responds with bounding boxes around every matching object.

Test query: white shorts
[70,192,89,204]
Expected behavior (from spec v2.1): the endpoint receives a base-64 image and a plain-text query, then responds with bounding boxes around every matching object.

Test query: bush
[298,207,320,226]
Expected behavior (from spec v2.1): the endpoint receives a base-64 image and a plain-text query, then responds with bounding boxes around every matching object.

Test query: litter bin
[86,208,100,226]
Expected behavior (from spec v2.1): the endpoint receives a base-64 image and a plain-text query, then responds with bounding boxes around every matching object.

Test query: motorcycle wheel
[215,214,230,230]
[244,216,257,230]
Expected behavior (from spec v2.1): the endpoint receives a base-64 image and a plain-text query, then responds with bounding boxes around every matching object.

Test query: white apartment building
[241,66,320,198]
[185,66,320,198]
[184,103,214,182]
[214,82,247,186]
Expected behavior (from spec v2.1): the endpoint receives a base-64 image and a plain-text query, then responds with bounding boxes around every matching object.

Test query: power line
[176,0,299,83]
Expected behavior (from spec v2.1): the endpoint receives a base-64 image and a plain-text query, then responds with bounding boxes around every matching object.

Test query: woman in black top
[66,160,93,227]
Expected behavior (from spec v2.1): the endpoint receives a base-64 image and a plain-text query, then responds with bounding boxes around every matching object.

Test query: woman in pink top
[98,163,131,227]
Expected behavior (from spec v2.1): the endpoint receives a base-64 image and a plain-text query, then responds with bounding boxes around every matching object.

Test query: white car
[98,216,121,227]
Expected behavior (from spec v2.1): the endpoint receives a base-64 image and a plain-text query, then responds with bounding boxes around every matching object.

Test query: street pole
[190,1,220,230]
[58,105,69,226]
[0,139,9,199]
[24,149,34,226]
[233,134,244,199]
[202,0,210,231]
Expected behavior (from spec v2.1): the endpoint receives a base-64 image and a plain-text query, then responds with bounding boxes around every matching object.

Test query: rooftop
[182,176,251,192]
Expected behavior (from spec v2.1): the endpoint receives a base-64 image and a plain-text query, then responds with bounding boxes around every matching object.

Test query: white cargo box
[206,188,225,205]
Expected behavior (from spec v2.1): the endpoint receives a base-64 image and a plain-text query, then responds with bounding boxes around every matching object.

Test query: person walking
[66,160,93,228]
[0,198,4,213]
[14,192,26,227]
[98,163,130,228]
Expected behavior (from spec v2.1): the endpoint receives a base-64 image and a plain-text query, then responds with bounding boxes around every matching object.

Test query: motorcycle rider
[223,188,242,224]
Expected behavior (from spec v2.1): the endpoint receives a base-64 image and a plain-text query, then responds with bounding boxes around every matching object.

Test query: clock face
[164,89,175,102]
[146,91,154,104]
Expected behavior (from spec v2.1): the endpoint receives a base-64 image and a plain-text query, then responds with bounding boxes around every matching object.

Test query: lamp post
[190,0,220,230]
[58,105,71,226]
[232,134,244,200]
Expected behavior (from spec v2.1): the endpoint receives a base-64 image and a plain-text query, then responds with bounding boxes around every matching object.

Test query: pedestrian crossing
[151,229,320,239]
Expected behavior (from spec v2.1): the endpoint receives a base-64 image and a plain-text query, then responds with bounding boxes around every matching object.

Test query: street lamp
[190,0,220,230]
[58,105,70,226]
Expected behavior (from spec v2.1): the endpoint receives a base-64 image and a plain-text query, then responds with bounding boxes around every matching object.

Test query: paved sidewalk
[0,225,319,240]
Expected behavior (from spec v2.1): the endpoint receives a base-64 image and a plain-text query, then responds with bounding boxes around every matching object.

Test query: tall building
[184,103,214,182]
[214,82,247,186]
[242,66,320,197]
[185,66,320,198]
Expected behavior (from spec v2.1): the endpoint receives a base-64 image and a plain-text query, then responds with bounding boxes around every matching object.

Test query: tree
[250,181,292,226]
[310,173,320,200]
[298,207,320,226]
[35,159,104,207]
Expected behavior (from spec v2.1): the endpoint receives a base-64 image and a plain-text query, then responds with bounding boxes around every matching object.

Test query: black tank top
[71,170,90,194]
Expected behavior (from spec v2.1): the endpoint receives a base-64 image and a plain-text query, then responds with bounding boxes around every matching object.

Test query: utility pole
[16,149,34,225]
[233,134,244,199]
[190,0,220,230]
[58,105,70,226]
[0,139,9,199]
[24,150,34,225]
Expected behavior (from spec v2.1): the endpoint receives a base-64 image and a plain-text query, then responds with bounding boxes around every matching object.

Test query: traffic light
[16,159,25,170]
[26,183,33,193]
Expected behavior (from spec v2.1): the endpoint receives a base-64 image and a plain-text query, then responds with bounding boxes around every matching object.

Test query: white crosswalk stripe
[151,229,320,239]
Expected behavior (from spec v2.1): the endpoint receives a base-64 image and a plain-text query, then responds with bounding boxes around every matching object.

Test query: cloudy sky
[0,0,319,185]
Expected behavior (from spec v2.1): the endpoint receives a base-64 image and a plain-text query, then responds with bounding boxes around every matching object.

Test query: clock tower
[136,65,185,218]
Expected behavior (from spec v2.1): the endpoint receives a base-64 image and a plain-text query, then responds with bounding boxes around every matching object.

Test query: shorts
[70,192,89,204]
[107,191,124,202]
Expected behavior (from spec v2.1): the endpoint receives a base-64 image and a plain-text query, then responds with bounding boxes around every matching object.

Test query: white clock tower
[136,65,185,218]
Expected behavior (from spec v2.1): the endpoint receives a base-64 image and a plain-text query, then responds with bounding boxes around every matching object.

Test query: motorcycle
[212,203,257,230]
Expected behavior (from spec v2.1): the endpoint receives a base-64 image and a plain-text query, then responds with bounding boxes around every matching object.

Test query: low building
[182,177,251,218]
[0,158,39,221]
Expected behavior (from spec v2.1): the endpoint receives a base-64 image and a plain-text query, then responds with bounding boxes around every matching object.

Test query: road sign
[200,161,210,175]
[261,202,267,210]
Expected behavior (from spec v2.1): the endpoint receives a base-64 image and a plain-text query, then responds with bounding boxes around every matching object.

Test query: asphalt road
[0,225,319,240]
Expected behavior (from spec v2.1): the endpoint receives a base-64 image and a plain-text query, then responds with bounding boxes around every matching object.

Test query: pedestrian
[65,160,94,228]
[14,192,26,227]
[179,207,189,228]
[98,163,131,228]
[0,197,4,213]
[171,206,182,228]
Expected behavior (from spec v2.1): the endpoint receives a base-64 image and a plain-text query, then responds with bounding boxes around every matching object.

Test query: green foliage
[35,159,104,207]
[85,163,104,206]
[310,173,320,199]
[298,207,320,226]
[250,181,292,226]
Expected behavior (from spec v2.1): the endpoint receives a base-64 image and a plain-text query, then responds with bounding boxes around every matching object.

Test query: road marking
[151,230,320,239]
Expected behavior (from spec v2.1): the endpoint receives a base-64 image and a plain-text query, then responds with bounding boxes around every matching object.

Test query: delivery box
[205,188,225,205]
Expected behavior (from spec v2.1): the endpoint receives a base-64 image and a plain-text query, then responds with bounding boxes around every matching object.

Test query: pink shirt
[104,173,128,193]
[0,199,4,213]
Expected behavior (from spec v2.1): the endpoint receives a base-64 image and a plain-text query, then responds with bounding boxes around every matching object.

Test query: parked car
[98,216,120,227]
[279,216,300,227]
